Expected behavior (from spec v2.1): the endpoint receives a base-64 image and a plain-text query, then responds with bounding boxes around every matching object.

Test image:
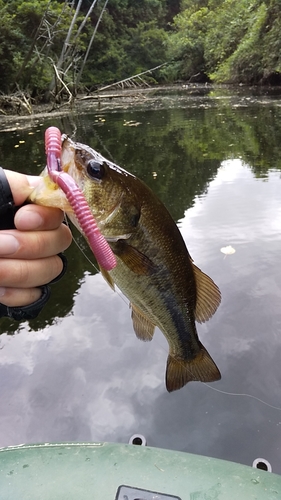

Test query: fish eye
[86,160,105,180]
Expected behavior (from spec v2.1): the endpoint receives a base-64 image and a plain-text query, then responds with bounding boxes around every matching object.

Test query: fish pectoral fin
[112,240,156,275]
[192,263,221,323]
[165,345,221,392]
[99,266,115,290]
[130,303,155,341]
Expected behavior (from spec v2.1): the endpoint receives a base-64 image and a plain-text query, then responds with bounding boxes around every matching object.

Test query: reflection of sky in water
[1,159,281,472]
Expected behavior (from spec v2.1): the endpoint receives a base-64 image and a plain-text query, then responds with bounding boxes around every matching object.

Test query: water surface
[1,88,281,472]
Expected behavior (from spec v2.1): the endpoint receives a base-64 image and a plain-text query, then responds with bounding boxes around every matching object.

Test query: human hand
[0,169,72,309]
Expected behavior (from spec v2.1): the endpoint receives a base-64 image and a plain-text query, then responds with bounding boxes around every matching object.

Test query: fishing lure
[45,126,116,271]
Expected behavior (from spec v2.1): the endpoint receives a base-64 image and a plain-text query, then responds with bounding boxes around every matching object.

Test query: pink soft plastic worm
[45,126,116,271]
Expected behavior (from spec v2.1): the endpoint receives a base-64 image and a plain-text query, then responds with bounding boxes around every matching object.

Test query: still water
[1,88,281,472]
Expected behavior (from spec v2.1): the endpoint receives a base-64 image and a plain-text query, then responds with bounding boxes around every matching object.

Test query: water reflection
[1,92,281,472]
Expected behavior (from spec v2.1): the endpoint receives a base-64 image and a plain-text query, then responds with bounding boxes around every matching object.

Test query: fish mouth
[61,135,82,178]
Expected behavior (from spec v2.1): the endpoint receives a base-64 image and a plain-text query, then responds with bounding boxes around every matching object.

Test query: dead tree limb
[0,91,32,115]
[49,0,83,93]
[96,63,168,92]
[52,63,74,105]
[76,0,109,86]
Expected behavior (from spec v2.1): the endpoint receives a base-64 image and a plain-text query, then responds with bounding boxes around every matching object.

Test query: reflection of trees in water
[76,100,281,212]
[1,93,281,333]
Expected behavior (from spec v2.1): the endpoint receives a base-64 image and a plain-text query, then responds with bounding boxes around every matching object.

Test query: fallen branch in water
[95,63,168,93]
[0,91,33,115]
[79,92,147,101]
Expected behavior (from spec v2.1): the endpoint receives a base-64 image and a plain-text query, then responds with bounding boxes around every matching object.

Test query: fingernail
[0,287,6,297]
[15,209,43,230]
[0,234,20,254]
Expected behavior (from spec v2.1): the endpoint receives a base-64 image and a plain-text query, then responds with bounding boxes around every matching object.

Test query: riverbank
[0,86,173,132]
[1,84,281,133]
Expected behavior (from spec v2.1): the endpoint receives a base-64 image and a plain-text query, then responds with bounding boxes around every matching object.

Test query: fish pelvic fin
[130,303,155,341]
[165,345,221,392]
[192,263,221,323]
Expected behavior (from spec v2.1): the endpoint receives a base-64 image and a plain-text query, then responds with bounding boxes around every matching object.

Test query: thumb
[4,170,42,206]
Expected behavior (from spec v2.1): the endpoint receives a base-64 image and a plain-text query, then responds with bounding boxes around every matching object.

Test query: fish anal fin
[192,263,221,323]
[165,345,221,392]
[112,240,156,275]
[131,303,155,341]
[99,266,115,290]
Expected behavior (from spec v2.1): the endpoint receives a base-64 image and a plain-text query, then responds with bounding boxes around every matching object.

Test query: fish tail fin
[165,345,221,392]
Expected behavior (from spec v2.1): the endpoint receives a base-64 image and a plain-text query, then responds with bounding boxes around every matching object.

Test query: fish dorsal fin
[112,240,156,275]
[192,263,221,323]
[99,266,115,290]
[131,303,155,341]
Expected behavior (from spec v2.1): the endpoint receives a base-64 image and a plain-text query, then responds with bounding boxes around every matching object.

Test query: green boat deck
[0,442,280,499]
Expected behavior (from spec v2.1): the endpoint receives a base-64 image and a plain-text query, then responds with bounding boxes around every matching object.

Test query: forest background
[1,0,281,103]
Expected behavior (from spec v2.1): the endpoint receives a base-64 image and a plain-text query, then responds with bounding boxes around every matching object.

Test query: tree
[166,0,281,85]
[164,4,210,81]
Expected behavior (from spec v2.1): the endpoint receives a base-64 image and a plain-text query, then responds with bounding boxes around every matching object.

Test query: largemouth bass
[30,135,221,392]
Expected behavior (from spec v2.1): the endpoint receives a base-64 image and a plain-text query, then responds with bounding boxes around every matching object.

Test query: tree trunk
[49,0,83,93]
[76,0,109,86]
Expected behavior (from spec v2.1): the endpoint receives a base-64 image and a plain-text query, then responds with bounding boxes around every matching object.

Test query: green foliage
[0,0,86,95]
[0,1,25,89]
[165,5,209,80]
[125,22,169,74]
[83,1,171,86]
[207,2,268,83]
[0,0,181,95]
[2,0,281,96]
[166,0,281,84]
[261,1,281,78]
[204,0,250,72]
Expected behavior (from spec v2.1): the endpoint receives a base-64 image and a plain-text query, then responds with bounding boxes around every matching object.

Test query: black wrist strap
[0,167,16,229]
[0,285,51,321]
